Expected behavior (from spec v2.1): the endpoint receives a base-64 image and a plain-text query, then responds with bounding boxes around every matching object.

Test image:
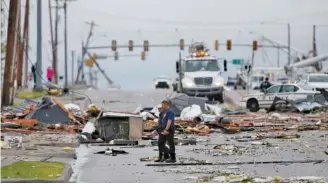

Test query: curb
[1,163,73,183]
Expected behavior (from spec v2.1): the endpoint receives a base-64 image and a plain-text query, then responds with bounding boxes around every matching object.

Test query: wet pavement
[68,88,328,183]
[71,131,328,183]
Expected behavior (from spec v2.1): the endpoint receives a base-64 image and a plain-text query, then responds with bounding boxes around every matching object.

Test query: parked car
[241,83,320,112]
[226,77,237,87]
[154,76,172,89]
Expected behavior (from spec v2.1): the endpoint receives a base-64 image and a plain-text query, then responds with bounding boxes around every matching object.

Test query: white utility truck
[299,73,328,91]
[173,42,227,103]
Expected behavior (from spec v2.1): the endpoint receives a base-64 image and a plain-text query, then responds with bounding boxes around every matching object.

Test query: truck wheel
[247,99,259,112]
[234,85,237,90]
[173,84,177,91]
[216,93,224,104]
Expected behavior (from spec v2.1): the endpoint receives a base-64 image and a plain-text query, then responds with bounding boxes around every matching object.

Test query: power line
[81,8,328,27]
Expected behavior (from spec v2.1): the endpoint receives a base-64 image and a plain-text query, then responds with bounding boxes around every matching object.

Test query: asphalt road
[73,87,245,111]
[69,88,328,183]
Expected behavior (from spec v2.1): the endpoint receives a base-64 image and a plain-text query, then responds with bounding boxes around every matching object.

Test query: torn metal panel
[24,97,75,124]
[268,94,328,113]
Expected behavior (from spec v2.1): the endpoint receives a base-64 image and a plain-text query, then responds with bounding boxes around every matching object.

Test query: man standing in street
[158,100,176,163]
[154,104,170,162]
[260,77,272,92]
[31,63,36,89]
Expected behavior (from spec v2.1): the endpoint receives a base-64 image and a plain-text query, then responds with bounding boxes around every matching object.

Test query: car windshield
[184,59,219,72]
[308,75,328,82]
[251,76,264,82]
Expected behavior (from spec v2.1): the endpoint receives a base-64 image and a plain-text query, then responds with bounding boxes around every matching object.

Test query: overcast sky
[2,0,328,89]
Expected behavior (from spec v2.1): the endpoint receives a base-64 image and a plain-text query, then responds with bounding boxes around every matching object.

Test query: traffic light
[245,64,252,73]
[223,60,227,71]
[114,52,119,61]
[112,40,117,51]
[226,40,232,50]
[92,53,97,61]
[179,39,184,50]
[252,40,258,51]
[128,40,133,51]
[143,40,149,52]
[214,40,219,51]
[85,59,93,67]
[141,51,146,60]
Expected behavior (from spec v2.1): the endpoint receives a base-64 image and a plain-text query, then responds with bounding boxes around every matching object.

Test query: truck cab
[174,42,227,103]
[303,73,328,90]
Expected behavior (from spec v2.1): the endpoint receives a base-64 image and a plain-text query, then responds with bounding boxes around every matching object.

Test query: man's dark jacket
[156,112,164,133]
[260,81,272,92]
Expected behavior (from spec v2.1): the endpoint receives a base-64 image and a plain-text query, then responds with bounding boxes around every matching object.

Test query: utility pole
[75,21,97,84]
[17,1,25,88]
[1,0,6,83]
[35,0,42,90]
[48,0,56,83]
[71,50,75,85]
[93,70,98,88]
[53,0,59,84]
[63,0,68,89]
[277,48,280,67]
[81,40,85,83]
[287,23,291,65]
[313,25,317,57]
[88,67,93,87]
[54,0,76,88]
[23,0,30,88]
[12,1,21,97]
[2,0,19,106]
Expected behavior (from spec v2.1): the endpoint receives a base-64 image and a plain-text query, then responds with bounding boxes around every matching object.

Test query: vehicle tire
[234,85,237,90]
[247,99,259,112]
[242,85,246,90]
[215,93,224,104]
[173,84,177,91]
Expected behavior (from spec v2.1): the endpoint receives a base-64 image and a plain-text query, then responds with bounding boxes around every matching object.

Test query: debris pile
[141,97,328,137]
[1,97,86,134]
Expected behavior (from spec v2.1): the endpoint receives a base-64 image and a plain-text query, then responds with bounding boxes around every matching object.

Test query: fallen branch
[145,159,325,167]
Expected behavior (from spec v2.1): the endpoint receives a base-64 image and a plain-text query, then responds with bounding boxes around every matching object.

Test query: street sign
[232,59,244,65]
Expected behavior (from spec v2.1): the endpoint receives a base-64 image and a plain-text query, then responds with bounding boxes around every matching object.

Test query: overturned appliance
[96,112,144,142]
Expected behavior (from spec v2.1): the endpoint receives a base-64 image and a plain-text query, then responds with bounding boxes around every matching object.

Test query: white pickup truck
[241,83,319,112]
[302,73,328,90]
